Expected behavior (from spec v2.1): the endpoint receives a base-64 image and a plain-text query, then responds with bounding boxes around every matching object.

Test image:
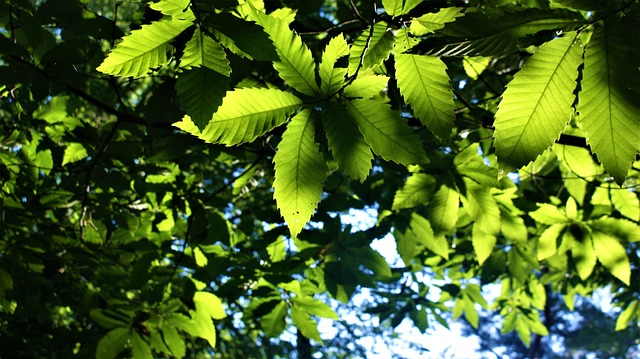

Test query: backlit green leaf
[97,18,192,78]
[343,75,389,99]
[395,54,455,141]
[578,19,640,184]
[529,203,568,225]
[180,29,230,75]
[472,226,497,265]
[460,178,501,236]
[149,0,195,20]
[131,331,153,359]
[252,10,319,96]
[273,109,328,238]
[537,223,564,260]
[494,34,582,173]
[346,99,428,165]
[261,301,287,337]
[321,102,373,181]
[392,173,436,210]
[291,296,338,320]
[194,291,226,320]
[571,237,596,280]
[176,67,229,131]
[410,213,449,259]
[96,327,129,359]
[319,34,349,96]
[411,7,463,35]
[291,305,322,342]
[62,143,87,166]
[174,88,301,146]
[428,184,459,234]
[592,231,631,285]
[348,22,395,75]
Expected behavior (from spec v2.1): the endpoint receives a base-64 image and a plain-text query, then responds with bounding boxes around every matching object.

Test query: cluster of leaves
[1,0,639,358]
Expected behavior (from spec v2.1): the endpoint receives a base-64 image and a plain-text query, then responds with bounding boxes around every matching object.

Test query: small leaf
[392,173,436,210]
[273,109,328,238]
[149,0,195,20]
[571,237,596,280]
[161,325,186,358]
[395,54,455,141]
[615,301,638,331]
[460,178,501,236]
[610,189,640,221]
[411,7,463,35]
[394,230,416,265]
[62,143,88,166]
[174,88,301,146]
[529,204,568,225]
[97,18,192,77]
[592,231,631,285]
[343,75,389,99]
[346,99,428,165]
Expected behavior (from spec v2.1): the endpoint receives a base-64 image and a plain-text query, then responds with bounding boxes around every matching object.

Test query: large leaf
[193,291,226,320]
[345,99,428,165]
[348,22,395,75]
[319,34,349,96]
[97,18,192,77]
[273,109,328,238]
[592,231,631,285]
[412,8,584,57]
[261,301,288,337]
[494,34,582,173]
[173,88,302,146]
[395,54,456,141]
[577,20,640,184]
[180,29,230,75]
[343,75,389,99]
[252,10,319,96]
[321,102,373,181]
[176,67,229,131]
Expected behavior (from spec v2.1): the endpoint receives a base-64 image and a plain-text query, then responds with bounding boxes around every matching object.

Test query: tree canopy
[1,0,639,358]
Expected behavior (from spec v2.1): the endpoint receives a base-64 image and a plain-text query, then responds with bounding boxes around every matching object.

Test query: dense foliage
[1,0,639,357]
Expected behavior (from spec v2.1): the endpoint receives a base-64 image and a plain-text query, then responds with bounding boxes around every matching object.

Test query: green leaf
[161,325,186,358]
[174,88,301,146]
[392,173,436,210]
[348,22,395,75]
[193,291,226,320]
[537,223,565,260]
[321,102,373,181]
[412,8,584,57]
[494,34,582,173]
[615,301,638,331]
[180,29,230,75]
[571,237,596,280]
[62,143,88,166]
[610,189,640,221]
[319,34,349,96]
[515,315,532,347]
[252,10,319,96]
[346,247,393,279]
[176,67,229,131]
[500,209,529,244]
[149,0,195,20]
[463,56,492,80]
[578,20,640,184]
[472,226,497,265]
[394,230,416,265]
[261,301,287,338]
[411,7,463,35]
[343,75,389,99]
[460,178,501,236]
[590,217,640,243]
[273,109,328,238]
[206,12,277,61]
[395,54,455,141]
[381,0,403,16]
[291,296,338,320]
[345,99,428,165]
[529,203,568,225]
[131,331,153,359]
[96,327,129,359]
[592,231,631,285]
[428,184,459,234]
[410,213,449,259]
[291,305,322,342]
[97,18,192,77]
